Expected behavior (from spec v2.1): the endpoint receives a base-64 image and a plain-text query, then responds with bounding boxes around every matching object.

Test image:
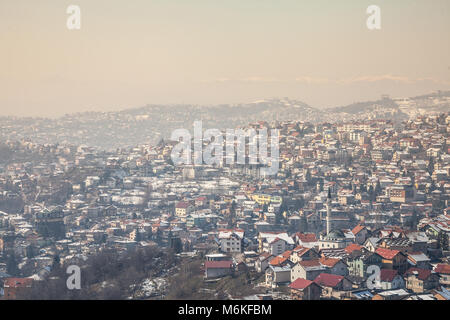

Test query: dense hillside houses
[0,112,449,300]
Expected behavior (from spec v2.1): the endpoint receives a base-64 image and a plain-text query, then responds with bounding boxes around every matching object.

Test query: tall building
[326,188,332,236]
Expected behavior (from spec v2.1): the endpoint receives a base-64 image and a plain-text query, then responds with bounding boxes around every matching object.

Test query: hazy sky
[1,0,449,117]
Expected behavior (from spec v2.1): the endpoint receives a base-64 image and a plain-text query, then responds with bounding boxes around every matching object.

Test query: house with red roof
[405,267,439,293]
[175,201,193,217]
[434,264,450,286]
[319,257,348,276]
[375,247,408,274]
[194,196,207,207]
[345,243,363,255]
[379,269,405,290]
[269,255,291,267]
[313,273,353,299]
[289,246,320,263]
[351,225,369,245]
[3,277,33,300]
[289,278,322,300]
[294,232,318,248]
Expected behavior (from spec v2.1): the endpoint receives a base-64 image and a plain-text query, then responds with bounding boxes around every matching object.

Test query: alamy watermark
[170,121,280,176]
[66,265,81,290]
[67,5,81,30]
[366,265,381,289]
[65,5,381,31]
[367,5,381,30]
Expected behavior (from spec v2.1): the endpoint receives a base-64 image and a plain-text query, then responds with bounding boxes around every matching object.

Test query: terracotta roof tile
[313,273,344,288]
[434,264,450,275]
[296,233,317,243]
[345,243,363,254]
[319,257,341,268]
[352,225,366,235]
[3,278,33,288]
[289,278,314,290]
[375,247,400,260]
[405,268,432,281]
[380,269,398,282]
[269,256,288,266]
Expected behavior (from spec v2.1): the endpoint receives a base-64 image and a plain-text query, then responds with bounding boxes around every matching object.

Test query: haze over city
[1,0,449,117]
[1,0,450,307]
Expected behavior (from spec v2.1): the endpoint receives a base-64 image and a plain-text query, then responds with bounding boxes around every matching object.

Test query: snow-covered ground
[131,277,168,299]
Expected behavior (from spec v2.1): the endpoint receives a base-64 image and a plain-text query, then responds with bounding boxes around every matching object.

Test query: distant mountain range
[328,90,450,120]
[0,91,448,150]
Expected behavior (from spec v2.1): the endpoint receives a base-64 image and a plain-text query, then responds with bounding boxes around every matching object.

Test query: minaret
[326,187,332,235]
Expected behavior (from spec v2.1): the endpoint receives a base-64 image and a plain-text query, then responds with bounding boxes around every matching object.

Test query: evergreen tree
[277,200,288,225]
[443,233,449,251]
[438,231,449,251]
[300,213,308,233]
[170,237,183,254]
[134,229,141,242]
[375,180,382,196]
[427,157,434,175]
[6,252,20,276]
[294,198,304,211]
[409,211,419,230]
[360,184,367,193]
[368,185,375,202]
[52,254,61,271]
[228,200,237,228]
[305,169,312,185]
